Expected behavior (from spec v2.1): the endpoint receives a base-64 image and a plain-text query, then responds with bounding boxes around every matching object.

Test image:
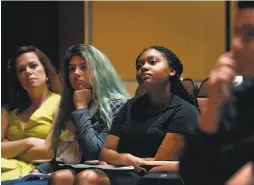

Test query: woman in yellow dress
[1,46,62,181]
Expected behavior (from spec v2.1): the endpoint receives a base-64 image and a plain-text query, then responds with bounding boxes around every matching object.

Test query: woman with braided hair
[73,46,200,185]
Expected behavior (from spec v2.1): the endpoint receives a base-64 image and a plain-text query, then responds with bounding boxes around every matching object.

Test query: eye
[69,66,76,72]
[136,61,144,70]
[148,60,156,65]
[244,30,254,39]
[30,63,38,69]
[17,68,25,74]
[80,64,87,70]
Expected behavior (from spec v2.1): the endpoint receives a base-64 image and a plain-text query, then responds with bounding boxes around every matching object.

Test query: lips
[75,80,84,85]
[28,78,37,82]
[141,73,152,80]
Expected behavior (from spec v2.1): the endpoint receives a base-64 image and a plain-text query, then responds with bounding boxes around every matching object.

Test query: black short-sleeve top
[109,93,200,158]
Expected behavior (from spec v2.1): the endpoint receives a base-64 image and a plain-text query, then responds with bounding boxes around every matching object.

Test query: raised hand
[199,52,237,133]
[208,52,237,108]
[73,89,93,109]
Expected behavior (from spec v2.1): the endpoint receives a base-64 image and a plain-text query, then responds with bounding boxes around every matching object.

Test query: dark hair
[237,1,254,9]
[7,45,62,112]
[136,45,200,111]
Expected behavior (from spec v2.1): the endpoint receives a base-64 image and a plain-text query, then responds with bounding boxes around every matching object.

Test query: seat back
[182,78,199,97]
[197,78,209,98]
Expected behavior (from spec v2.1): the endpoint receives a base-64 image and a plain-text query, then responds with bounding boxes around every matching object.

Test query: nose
[231,36,243,51]
[25,67,33,74]
[140,62,149,72]
[74,67,82,76]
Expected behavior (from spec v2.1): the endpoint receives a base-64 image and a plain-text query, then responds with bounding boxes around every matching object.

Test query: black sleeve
[73,99,126,160]
[35,160,57,174]
[168,103,200,135]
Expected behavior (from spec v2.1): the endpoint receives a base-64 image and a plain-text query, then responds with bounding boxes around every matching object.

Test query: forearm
[150,163,179,172]
[142,157,156,161]
[199,100,222,133]
[99,148,130,166]
[18,145,53,162]
[1,139,31,158]
[72,108,107,159]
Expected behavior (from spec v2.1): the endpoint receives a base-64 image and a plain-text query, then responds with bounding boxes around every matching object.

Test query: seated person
[1,46,61,181]
[33,44,129,185]
[180,2,254,185]
[72,46,200,185]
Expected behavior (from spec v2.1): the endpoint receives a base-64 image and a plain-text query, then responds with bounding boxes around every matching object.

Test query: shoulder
[49,93,61,102]
[171,95,200,119]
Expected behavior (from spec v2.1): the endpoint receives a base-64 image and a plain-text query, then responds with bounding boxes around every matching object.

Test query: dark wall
[1,1,84,106]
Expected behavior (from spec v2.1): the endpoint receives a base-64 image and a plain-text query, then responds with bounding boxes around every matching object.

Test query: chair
[197,78,209,98]
[182,78,199,97]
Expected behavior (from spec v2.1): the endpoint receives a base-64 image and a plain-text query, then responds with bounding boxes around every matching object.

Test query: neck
[147,83,171,106]
[28,85,50,108]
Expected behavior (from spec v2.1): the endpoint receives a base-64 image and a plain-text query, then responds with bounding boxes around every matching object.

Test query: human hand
[30,168,41,173]
[121,154,147,173]
[73,89,93,109]
[208,52,237,108]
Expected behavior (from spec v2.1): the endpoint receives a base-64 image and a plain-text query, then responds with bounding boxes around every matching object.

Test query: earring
[46,77,50,90]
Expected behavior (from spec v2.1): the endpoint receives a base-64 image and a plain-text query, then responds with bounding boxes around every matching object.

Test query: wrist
[199,103,221,133]
[75,104,88,109]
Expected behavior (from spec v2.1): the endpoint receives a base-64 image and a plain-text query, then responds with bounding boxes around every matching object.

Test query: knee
[49,170,75,185]
[75,169,110,185]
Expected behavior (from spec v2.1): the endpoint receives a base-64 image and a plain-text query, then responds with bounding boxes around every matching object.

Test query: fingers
[207,52,237,106]
[209,65,236,87]
[98,161,108,165]
[149,166,159,173]
[133,164,147,173]
[31,168,40,173]
[216,51,237,70]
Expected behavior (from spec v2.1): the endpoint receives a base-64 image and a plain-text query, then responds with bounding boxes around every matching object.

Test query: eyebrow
[137,56,158,63]
[69,62,87,66]
[16,61,38,68]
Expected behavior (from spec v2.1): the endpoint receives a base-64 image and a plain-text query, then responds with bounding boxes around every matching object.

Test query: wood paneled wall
[89,1,225,81]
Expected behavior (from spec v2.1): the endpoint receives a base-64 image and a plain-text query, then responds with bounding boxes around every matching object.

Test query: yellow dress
[1,93,61,181]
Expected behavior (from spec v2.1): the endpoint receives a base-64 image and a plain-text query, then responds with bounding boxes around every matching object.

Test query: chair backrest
[197,78,209,98]
[182,78,199,97]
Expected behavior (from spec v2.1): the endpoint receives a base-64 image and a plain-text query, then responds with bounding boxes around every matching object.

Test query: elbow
[82,145,102,160]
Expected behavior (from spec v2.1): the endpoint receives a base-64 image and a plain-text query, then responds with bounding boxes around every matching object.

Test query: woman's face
[16,52,47,92]
[136,48,175,89]
[68,56,92,90]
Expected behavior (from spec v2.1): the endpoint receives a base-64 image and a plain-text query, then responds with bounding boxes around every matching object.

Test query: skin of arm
[148,133,184,172]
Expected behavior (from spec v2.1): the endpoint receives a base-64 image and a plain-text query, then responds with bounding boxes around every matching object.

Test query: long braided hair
[136,46,200,112]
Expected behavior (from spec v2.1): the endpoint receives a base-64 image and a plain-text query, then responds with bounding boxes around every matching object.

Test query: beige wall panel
[91,1,225,81]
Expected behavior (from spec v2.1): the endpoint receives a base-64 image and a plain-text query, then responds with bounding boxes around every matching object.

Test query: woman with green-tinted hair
[34,44,129,185]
